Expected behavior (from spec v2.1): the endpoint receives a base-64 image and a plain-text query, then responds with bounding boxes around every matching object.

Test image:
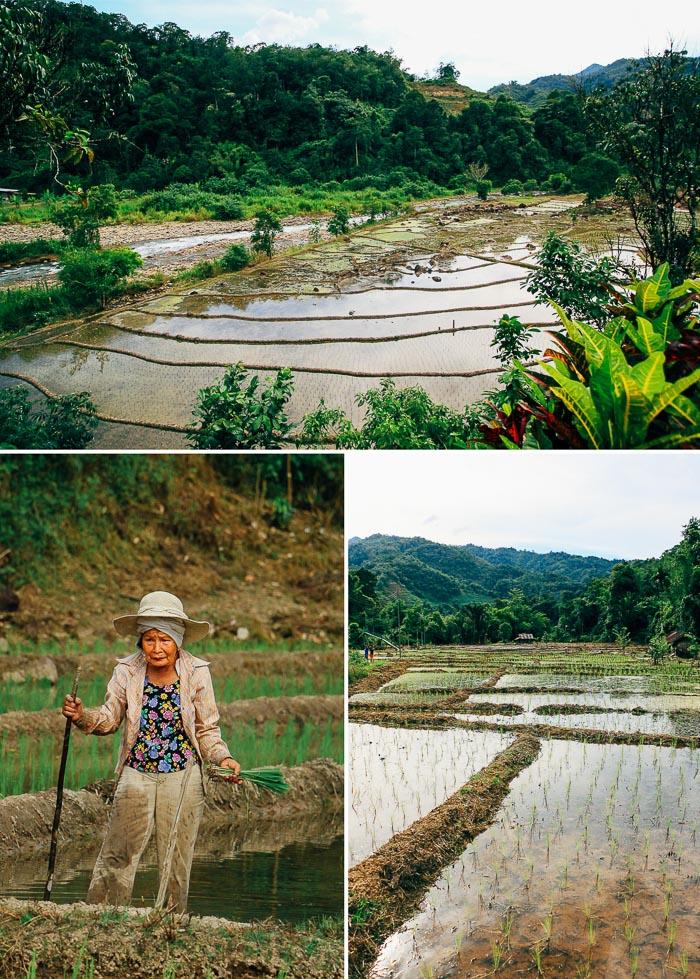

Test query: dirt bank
[348,734,540,978]
[0,898,343,978]
[0,694,343,741]
[0,758,343,857]
[0,648,342,685]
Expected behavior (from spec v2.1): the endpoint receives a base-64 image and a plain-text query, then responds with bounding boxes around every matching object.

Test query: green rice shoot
[208,765,289,794]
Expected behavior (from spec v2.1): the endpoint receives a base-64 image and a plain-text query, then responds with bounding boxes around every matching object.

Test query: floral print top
[126,678,196,773]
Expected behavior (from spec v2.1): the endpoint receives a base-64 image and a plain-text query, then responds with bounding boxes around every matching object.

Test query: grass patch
[222,718,344,769]
[0,281,70,334]
[0,239,65,264]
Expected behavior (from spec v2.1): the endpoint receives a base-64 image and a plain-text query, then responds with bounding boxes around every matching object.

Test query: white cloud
[347,453,700,561]
[241,7,330,46]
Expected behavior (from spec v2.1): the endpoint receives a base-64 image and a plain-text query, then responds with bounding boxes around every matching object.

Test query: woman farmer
[62,591,241,912]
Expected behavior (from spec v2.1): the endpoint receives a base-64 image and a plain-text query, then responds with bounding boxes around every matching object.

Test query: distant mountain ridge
[487,58,639,106]
[349,534,619,606]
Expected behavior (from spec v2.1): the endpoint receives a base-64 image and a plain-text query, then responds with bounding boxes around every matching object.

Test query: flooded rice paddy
[495,673,700,694]
[350,644,700,978]
[0,199,587,446]
[350,725,511,865]
[370,740,700,978]
[0,834,343,924]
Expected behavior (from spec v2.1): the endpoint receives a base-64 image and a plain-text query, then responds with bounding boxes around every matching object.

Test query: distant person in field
[364,645,369,660]
[62,591,241,912]
[369,647,374,663]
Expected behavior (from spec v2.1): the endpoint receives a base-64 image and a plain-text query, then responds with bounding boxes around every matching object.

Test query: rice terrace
[349,643,700,979]
[0,195,634,448]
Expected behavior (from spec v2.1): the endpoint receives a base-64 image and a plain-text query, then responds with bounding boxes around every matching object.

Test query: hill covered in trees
[349,523,700,647]
[3,0,629,195]
[349,534,618,605]
[488,59,639,107]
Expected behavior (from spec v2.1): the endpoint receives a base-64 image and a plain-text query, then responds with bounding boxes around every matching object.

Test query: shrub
[501,179,524,196]
[525,233,619,326]
[209,196,245,220]
[186,363,293,449]
[479,264,700,450]
[298,379,471,448]
[50,184,118,248]
[220,243,251,272]
[58,247,143,308]
[523,179,539,192]
[250,209,283,258]
[475,179,492,201]
[327,205,351,236]
[0,387,98,448]
[544,172,573,194]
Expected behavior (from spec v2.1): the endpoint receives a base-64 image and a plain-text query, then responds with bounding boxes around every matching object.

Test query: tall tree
[584,47,700,280]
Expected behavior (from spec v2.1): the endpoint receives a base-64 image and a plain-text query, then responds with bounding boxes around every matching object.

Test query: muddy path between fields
[0,756,343,857]
[348,734,540,979]
[0,897,343,979]
[0,693,343,742]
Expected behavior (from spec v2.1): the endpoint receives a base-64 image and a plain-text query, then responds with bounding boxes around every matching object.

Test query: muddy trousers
[87,763,205,913]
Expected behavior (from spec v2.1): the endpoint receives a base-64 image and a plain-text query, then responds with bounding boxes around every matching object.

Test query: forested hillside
[349,535,618,605]
[3,0,618,193]
[488,59,641,107]
[349,522,700,647]
[0,455,343,645]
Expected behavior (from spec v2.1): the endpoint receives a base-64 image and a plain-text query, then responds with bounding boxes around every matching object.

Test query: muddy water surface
[371,739,700,978]
[453,708,700,736]
[0,834,342,924]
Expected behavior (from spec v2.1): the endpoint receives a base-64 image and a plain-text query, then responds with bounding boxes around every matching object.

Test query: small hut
[665,631,693,658]
[514,633,535,644]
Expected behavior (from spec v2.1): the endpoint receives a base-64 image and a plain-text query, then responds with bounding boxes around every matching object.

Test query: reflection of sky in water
[107,304,553,342]
[371,740,700,978]
[466,691,700,711]
[196,277,533,319]
[350,724,511,866]
[66,322,549,374]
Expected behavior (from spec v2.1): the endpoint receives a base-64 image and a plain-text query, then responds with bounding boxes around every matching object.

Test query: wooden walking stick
[44,667,81,901]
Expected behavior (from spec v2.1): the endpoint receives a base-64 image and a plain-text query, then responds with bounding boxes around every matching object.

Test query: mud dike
[0,200,583,448]
[349,644,700,978]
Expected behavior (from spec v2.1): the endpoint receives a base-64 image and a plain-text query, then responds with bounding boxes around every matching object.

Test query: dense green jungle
[348,520,700,647]
[1,0,627,194]
[1,2,700,450]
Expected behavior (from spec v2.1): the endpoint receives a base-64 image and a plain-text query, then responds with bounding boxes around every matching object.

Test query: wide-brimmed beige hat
[112,592,211,643]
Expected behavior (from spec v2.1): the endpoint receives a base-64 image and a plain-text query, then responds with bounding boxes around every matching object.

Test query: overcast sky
[347,453,700,561]
[90,0,696,90]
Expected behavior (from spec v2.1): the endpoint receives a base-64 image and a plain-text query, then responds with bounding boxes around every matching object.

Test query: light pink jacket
[73,648,232,778]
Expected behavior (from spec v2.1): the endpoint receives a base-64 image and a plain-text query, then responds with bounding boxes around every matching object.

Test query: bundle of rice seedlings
[208,765,289,794]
